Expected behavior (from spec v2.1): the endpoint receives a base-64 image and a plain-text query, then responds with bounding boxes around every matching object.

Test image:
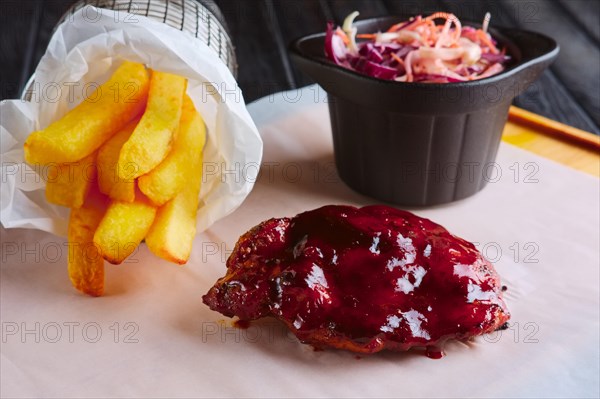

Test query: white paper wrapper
[0,7,263,237]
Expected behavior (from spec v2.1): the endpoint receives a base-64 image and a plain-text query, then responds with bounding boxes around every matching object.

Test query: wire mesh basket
[21,0,236,100]
[58,0,237,75]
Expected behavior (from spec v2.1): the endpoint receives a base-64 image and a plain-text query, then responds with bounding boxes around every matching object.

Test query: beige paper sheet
[1,86,598,398]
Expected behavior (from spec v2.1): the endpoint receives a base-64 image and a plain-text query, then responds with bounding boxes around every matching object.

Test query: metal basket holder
[61,0,236,74]
[22,0,236,100]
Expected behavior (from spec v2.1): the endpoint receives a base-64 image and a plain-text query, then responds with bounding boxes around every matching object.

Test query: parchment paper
[0,7,262,237]
[1,86,599,398]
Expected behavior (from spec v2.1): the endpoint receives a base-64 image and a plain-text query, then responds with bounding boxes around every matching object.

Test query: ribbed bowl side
[329,96,511,206]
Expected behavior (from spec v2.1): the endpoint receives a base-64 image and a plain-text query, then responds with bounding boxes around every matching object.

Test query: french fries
[117,71,186,179]
[145,99,205,263]
[97,119,139,202]
[67,186,109,296]
[24,61,209,296]
[46,152,97,208]
[93,191,157,265]
[145,163,202,264]
[24,61,150,165]
[138,95,207,205]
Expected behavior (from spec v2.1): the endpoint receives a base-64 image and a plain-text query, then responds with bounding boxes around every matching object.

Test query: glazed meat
[203,205,510,356]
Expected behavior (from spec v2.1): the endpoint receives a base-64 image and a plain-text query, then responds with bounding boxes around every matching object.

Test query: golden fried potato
[145,151,203,264]
[97,119,139,203]
[93,191,157,264]
[117,71,186,179]
[138,95,206,206]
[45,152,97,209]
[67,185,109,296]
[24,61,150,165]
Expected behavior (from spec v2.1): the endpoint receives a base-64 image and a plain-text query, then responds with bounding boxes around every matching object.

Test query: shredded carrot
[391,53,405,67]
[335,29,350,45]
[406,18,430,32]
[387,22,403,32]
[356,34,377,39]
[404,50,415,82]
[387,16,421,32]
[425,12,454,21]
[476,29,499,53]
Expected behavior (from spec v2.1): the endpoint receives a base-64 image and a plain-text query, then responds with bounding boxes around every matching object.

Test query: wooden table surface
[1,0,599,137]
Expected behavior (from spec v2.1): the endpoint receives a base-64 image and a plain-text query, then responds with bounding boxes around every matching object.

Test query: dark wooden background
[1,0,599,134]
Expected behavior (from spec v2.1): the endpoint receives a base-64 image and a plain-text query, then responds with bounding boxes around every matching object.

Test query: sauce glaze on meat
[203,205,510,356]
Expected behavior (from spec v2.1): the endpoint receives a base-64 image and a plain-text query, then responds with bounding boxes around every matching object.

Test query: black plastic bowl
[290,16,559,206]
